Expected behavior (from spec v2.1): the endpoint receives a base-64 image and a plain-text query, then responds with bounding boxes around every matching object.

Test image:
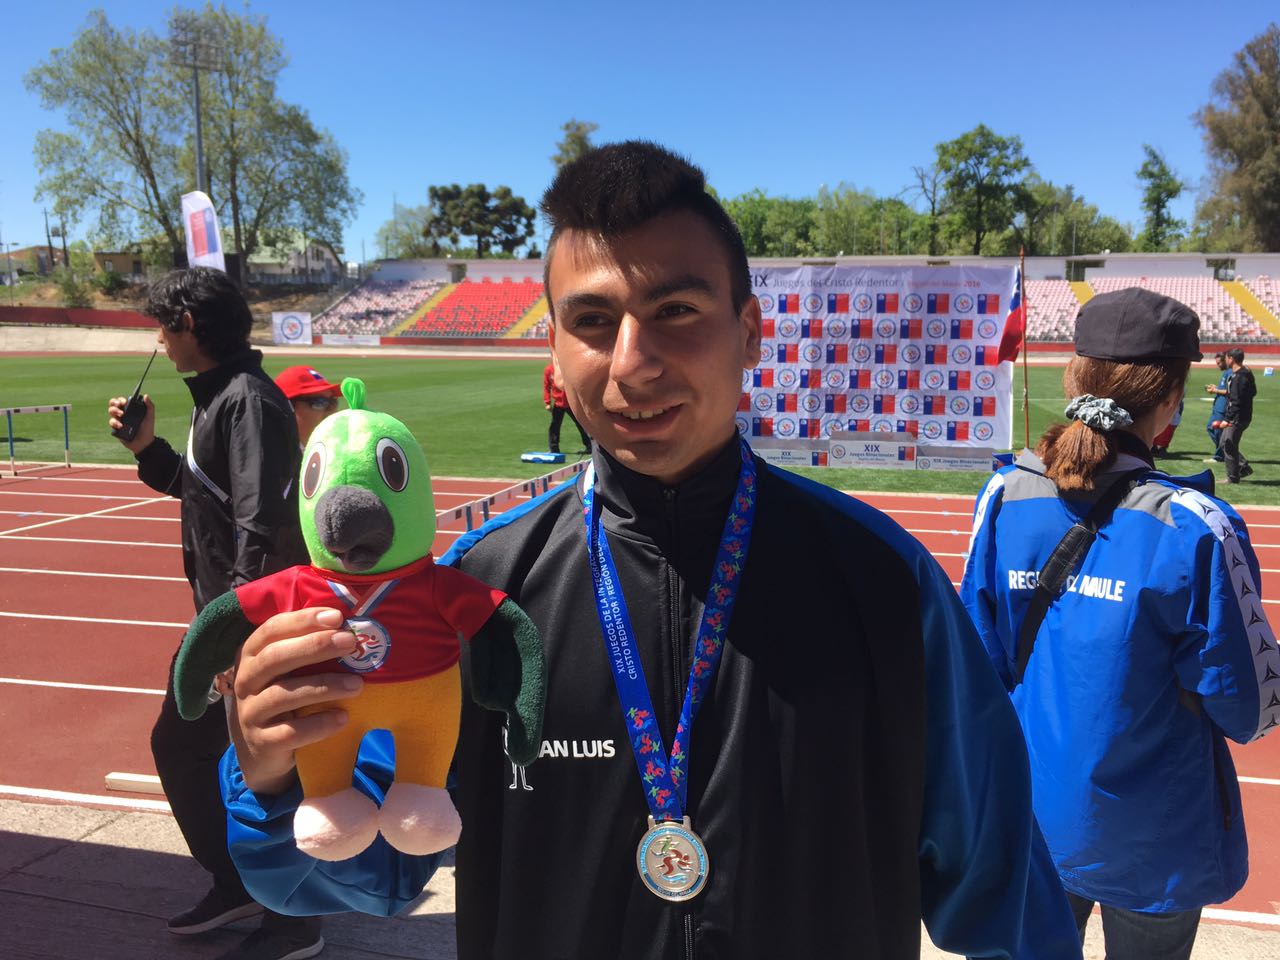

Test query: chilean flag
[975,346,1000,366]
[949,370,971,391]
[753,368,774,387]
[800,369,824,389]
[811,451,829,466]
[974,396,997,416]
[851,419,872,432]
[977,293,1000,314]
[898,445,916,461]
[876,293,899,313]
[825,394,847,414]
[777,344,797,363]
[874,395,895,414]
[896,420,919,437]
[852,319,874,339]
[826,344,849,364]
[997,269,1025,363]
[778,294,799,313]
[752,417,773,436]
[926,344,947,365]
[924,396,947,415]
[950,318,973,340]
[777,393,798,412]
[875,344,897,365]
[801,318,823,338]
[761,318,776,339]
[927,293,949,314]
[738,393,750,411]
[799,418,821,438]
[898,370,920,390]
[947,421,970,441]
[850,370,871,390]
[900,318,922,339]
[828,293,850,313]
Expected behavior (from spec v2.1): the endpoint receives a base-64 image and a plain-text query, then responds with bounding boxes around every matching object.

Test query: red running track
[1,466,1278,929]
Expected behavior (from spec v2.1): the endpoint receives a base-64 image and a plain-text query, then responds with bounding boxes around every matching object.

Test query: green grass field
[2,352,1276,504]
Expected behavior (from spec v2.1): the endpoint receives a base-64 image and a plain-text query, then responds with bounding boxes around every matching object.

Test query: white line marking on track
[0,784,170,812]
[0,490,157,501]
[0,611,188,628]
[0,495,169,537]
[1239,776,1280,786]
[1,476,154,485]
[1201,907,1280,927]
[0,535,179,548]
[0,677,164,695]
[0,566,187,582]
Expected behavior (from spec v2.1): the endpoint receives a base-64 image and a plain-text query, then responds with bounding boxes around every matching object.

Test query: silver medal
[636,816,710,902]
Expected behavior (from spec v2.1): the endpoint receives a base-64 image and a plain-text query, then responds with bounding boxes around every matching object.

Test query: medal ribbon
[325,576,400,617]
[582,438,756,822]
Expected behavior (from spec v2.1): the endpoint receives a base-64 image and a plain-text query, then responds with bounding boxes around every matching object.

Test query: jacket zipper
[662,487,696,960]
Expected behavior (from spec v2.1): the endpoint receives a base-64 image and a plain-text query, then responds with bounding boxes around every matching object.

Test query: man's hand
[544,402,552,411]
[107,394,157,454]
[226,607,362,797]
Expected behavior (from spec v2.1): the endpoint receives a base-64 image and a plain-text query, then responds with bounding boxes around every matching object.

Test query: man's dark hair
[144,267,253,362]
[540,141,752,314]
[1228,347,1246,365]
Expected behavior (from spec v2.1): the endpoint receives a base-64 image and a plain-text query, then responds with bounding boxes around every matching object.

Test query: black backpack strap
[1013,469,1146,685]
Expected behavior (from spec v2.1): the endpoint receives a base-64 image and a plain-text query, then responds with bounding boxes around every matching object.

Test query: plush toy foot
[294,788,379,861]
[379,783,461,855]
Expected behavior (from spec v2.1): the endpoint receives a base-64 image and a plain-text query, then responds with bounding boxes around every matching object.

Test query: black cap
[1074,287,1202,362]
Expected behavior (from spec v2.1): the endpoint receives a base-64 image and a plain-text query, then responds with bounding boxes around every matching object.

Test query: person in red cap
[275,365,342,445]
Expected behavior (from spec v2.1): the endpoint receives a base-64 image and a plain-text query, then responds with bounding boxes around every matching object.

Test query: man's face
[156,314,210,374]
[547,210,761,485]
[1217,356,1228,371]
[292,394,339,445]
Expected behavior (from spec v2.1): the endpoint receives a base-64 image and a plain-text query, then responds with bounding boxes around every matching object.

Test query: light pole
[169,13,223,196]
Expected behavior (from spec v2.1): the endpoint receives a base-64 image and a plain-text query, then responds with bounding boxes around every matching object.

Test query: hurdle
[2,404,73,476]
[440,459,589,533]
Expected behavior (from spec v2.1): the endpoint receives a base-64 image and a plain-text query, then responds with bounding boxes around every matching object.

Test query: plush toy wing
[173,589,255,720]
[469,597,545,766]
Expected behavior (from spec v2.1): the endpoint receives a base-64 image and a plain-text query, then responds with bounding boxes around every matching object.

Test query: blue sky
[2,1,1275,259]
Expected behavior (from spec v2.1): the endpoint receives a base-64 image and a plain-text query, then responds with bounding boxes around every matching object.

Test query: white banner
[736,266,1017,449]
[180,191,226,272]
[320,333,380,347]
[828,431,918,469]
[272,312,313,345]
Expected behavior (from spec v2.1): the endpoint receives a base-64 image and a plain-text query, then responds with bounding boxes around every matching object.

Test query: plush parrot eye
[302,443,326,499]
[376,438,408,492]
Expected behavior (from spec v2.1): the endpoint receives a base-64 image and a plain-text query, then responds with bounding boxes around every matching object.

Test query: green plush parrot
[173,377,544,861]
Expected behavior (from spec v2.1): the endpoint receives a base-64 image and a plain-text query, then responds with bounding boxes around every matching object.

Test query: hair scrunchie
[1064,395,1134,432]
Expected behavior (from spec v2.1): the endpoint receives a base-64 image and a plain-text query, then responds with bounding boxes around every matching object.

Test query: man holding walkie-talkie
[107,267,321,960]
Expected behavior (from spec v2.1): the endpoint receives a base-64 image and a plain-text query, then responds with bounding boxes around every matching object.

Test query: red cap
[275,365,340,400]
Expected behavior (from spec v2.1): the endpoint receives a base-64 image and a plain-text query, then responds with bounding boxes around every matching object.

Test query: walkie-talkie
[111,349,158,442]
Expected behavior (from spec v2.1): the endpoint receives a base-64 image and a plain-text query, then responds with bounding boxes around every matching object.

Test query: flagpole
[1020,246,1030,452]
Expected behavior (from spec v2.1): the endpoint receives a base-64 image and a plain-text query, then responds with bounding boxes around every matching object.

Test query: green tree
[1135,145,1185,251]
[909,165,946,256]
[421,183,536,258]
[1194,23,1280,251]
[935,125,1030,255]
[552,119,599,170]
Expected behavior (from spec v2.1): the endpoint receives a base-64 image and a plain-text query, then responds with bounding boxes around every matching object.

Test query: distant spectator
[542,359,589,454]
[274,365,342,445]
[1203,352,1230,462]
[1221,348,1257,484]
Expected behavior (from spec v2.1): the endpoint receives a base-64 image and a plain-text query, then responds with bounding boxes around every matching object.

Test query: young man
[218,144,1080,959]
[1203,351,1230,461]
[275,365,343,445]
[107,267,321,960]
[1220,347,1257,484]
[542,357,590,453]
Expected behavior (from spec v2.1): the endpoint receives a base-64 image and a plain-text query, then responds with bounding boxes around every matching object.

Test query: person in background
[1220,348,1257,484]
[107,268,321,960]
[542,357,590,454]
[275,365,343,446]
[1149,395,1182,458]
[1204,351,1230,462]
[962,288,1277,959]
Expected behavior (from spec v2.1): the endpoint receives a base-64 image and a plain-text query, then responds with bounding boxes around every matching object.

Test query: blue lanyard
[582,439,757,822]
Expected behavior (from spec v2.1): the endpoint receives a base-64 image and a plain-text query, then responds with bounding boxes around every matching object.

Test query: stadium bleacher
[315,277,445,335]
[1024,280,1081,341]
[1087,276,1266,342]
[1247,275,1280,322]
[398,277,544,338]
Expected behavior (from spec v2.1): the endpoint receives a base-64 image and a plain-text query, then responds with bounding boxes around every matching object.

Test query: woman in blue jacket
[962,287,1279,959]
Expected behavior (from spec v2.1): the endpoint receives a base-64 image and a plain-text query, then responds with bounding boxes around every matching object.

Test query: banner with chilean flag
[743,264,1014,450]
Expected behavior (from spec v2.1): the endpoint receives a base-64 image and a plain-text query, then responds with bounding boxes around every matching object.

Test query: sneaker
[214,929,325,960]
[1241,464,1254,478]
[168,888,263,935]
[1203,458,1221,463]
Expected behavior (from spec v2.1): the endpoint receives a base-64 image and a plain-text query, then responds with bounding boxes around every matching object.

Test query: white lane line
[0,611,187,628]
[0,567,187,583]
[0,490,156,502]
[0,495,170,537]
[1202,907,1280,927]
[1239,776,1280,786]
[0,535,179,548]
[1,475,147,485]
[0,784,170,812]
[0,677,164,695]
